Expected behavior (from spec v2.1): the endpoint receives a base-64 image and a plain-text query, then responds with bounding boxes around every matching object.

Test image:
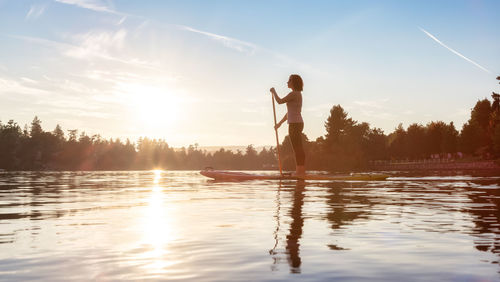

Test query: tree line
[284,76,500,170]
[0,118,276,170]
[1,77,499,171]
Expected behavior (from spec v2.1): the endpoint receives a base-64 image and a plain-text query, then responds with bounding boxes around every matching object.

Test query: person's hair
[289,74,303,91]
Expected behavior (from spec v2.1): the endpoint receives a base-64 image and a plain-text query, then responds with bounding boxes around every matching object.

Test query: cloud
[419,27,490,73]
[116,16,126,25]
[0,77,51,97]
[9,33,160,70]
[26,5,46,20]
[178,25,329,76]
[350,99,396,120]
[20,77,38,84]
[353,100,383,109]
[9,34,74,50]
[52,0,256,55]
[64,29,127,58]
[54,0,323,74]
[54,0,139,19]
[54,0,115,14]
[178,25,326,75]
[179,25,258,55]
[6,74,123,119]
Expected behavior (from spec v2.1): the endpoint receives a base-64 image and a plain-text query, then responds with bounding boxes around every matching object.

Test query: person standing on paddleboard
[270,74,306,176]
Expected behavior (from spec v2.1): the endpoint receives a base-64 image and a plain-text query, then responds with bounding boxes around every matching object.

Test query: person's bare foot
[294,166,306,177]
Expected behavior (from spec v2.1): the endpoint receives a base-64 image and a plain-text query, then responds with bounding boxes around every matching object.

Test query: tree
[388,123,407,159]
[492,92,500,112]
[364,127,387,160]
[491,75,500,156]
[442,122,458,154]
[324,105,355,145]
[459,121,480,154]
[459,99,493,155]
[68,129,78,142]
[53,124,65,140]
[471,99,492,132]
[0,120,23,169]
[493,124,500,156]
[322,105,374,170]
[3,81,500,171]
[30,116,43,137]
[258,147,277,169]
[426,121,446,154]
[244,145,258,169]
[406,123,426,159]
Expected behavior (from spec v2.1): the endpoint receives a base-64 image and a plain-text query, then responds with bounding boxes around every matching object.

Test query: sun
[122,83,182,131]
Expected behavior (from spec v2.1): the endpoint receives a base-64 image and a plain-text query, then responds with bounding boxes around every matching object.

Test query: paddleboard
[200,169,389,181]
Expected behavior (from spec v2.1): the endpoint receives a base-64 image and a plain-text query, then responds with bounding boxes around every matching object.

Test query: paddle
[271,93,283,176]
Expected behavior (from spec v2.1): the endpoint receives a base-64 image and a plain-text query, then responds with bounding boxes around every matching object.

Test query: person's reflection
[286,180,305,273]
[466,178,500,267]
[323,182,370,230]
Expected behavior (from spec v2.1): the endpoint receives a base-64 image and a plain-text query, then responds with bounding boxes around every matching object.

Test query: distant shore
[1,159,499,173]
[368,159,500,171]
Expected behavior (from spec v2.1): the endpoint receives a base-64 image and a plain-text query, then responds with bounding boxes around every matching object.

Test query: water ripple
[0,171,499,280]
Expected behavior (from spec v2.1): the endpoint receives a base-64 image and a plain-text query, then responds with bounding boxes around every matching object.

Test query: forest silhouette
[1,78,499,171]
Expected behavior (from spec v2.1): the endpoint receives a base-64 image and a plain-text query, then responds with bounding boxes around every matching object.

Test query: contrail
[178,25,257,54]
[419,27,490,73]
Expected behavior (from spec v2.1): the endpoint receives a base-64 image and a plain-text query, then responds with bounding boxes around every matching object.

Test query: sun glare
[153,169,162,184]
[122,84,182,132]
[137,169,179,273]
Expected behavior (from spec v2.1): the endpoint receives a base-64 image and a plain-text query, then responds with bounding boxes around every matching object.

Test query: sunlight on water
[140,170,176,274]
[0,171,499,281]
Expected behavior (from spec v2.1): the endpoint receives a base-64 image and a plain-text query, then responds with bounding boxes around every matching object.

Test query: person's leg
[289,123,306,175]
[294,123,305,175]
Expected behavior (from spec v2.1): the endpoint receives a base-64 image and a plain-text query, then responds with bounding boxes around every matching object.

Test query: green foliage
[388,123,407,159]
[324,105,355,144]
[493,124,500,156]
[30,116,43,137]
[458,91,500,156]
[53,124,65,140]
[406,123,426,158]
[470,99,492,131]
[0,120,23,168]
[387,121,458,159]
[319,105,384,171]
[0,117,280,170]
[459,121,480,154]
[2,75,500,171]
[426,121,458,154]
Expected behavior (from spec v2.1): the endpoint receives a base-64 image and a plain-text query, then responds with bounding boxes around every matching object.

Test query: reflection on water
[286,180,305,273]
[140,170,177,273]
[0,171,499,280]
[270,181,306,273]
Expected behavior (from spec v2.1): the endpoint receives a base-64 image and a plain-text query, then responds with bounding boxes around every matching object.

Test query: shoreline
[368,159,500,171]
[1,160,500,173]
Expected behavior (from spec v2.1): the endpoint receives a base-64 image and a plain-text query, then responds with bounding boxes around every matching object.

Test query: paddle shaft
[271,94,283,175]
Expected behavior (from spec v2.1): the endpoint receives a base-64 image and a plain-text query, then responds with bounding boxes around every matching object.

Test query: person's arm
[275,113,287,130]
[270,88,294,104]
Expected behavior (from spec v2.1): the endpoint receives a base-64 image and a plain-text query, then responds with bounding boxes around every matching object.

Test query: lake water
[0,171,499,281]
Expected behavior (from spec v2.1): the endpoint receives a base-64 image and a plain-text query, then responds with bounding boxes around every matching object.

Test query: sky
[1,0,499,147]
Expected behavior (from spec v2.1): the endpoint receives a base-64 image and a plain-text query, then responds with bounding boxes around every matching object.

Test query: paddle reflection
[270,180,305,273]
[286,180,305,273]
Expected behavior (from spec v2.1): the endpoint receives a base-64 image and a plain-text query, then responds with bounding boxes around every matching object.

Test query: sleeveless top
[285,91,303,124]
